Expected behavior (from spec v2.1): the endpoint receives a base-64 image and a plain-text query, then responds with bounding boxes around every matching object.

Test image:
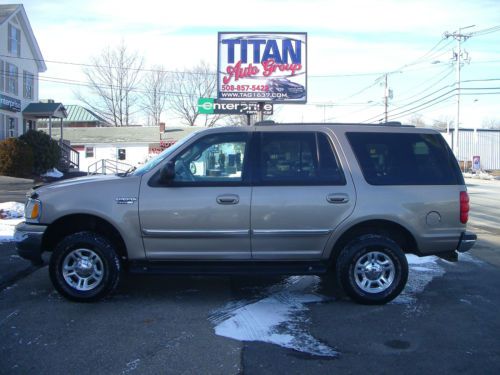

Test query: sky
[16,0,500,128]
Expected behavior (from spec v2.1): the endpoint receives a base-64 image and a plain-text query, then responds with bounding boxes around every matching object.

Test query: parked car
[15,122,476,304]
[267,78,306,99]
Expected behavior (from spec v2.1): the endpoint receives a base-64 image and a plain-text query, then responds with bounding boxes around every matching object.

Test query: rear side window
[256,132,345,185]
[347,132,463,185]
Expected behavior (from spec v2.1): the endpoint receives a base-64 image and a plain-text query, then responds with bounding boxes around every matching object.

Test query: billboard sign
[198,98,273,115]
[218,32,307,103]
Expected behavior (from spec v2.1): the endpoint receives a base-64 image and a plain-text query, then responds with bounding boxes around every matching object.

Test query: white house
[0,4,46,139]
[46,126,200,172]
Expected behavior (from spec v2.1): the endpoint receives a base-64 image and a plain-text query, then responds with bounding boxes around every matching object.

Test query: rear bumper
[457,231,477,253]
[14,222,47,264]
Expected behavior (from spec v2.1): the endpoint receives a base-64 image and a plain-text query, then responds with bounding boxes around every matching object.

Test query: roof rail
[254,120,276,126]
[380,121,402,126]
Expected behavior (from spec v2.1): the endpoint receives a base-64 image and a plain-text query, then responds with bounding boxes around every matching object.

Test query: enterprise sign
[0,94,21,112]
[198,98,273,115]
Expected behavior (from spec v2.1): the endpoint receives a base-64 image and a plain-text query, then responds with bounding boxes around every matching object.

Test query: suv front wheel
[337,234,408,305]
[49,231,121,302]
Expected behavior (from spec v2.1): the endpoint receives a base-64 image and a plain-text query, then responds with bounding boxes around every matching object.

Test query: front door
[139,132,252,260]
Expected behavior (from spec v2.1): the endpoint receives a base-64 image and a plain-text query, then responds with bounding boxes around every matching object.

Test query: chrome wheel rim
[354,251,395,293]
[62,248,104,291]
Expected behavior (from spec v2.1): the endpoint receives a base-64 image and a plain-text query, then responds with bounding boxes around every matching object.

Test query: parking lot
[0,178,499,374]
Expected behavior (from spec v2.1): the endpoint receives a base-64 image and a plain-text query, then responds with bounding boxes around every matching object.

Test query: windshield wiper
[118,166,137,177]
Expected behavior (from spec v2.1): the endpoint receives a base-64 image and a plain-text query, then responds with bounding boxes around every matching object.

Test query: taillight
[460,191,470,224]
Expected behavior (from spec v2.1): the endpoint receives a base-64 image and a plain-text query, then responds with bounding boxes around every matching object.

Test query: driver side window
[173,133,248,184]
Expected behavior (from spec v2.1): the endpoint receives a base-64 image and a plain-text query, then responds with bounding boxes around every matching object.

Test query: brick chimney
[159,122,165,133]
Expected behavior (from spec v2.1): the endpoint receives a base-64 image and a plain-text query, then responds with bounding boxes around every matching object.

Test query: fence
[446,129,500,170]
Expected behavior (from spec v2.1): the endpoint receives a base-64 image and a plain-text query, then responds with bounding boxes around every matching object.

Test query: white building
[0,4,46,140]
[46,126,199,173]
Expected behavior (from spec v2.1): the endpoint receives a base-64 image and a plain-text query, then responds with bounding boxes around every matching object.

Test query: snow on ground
[210,275,337,357]
[41,168,63,178]
[210,255,448,356]
[0,202,24,242]
[392,255,445,311]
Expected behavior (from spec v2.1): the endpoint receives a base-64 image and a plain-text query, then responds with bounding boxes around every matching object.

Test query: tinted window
[347,132,463,185]
[257,132,345,185]
[173,133,248,184]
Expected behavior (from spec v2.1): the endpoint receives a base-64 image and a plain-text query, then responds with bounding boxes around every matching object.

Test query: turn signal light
[25,199,41,221]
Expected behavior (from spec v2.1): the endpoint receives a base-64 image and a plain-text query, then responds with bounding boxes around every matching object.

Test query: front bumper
[14,222,47,264]
[457,231,477,253]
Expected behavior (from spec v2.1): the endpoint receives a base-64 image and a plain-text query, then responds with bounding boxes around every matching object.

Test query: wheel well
[330,220,417,263]
[42,214,128,260]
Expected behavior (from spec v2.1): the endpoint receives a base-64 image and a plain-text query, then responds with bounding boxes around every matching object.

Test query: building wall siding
[445,129,500,170]
[0,10,40,139]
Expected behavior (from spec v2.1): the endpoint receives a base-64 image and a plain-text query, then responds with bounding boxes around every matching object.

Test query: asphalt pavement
[0,176,35,204]
[0,254,499,374]
[0,175,499,374]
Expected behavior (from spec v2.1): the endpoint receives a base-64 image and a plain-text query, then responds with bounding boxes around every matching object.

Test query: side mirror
[160,161,175,184]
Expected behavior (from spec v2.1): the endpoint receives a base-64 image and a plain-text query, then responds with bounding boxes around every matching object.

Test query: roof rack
[254,120,276,126]
[252,121,416,128]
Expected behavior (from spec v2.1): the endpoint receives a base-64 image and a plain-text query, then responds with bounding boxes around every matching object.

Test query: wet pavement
[0,253,499,374]
[0,177,499,374]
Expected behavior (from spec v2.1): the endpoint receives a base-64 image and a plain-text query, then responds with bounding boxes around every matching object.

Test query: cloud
[20,0,500,125]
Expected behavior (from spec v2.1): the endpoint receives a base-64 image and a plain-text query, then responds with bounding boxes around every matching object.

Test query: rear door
[250,130,356,260]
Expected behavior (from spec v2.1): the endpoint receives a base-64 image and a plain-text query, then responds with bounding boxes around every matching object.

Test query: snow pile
[0,202,25,242]
[210,254,450,354]
[41,168,64,178]
[392,255,445,310]
[210,276,337,357]
[463,171,496,180]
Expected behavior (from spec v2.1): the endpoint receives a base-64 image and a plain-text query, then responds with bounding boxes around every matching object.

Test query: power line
[470,25,500,37]
[360,88,457,123]
[390,98,456,122]
[0,53,393,79]
[392,66,455,104]
[364,86,500,123]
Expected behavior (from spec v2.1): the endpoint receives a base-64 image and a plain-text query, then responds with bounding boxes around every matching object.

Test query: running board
[128,261,328,276]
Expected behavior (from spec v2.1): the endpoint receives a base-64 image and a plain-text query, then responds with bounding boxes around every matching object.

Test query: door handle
[216,194,240,205]
[326,194,349,204]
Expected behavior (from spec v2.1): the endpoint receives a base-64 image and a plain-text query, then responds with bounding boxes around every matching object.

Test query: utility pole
[382,74,393,123]
[444,25,474,158]
[384,73,389,122]
[384,74,388,122]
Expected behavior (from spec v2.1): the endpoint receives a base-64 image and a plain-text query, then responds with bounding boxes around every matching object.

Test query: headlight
[25,198,42,222]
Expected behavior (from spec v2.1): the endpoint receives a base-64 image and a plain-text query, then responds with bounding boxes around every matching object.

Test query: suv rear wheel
[49,231,121,302]
[337,234,408,305]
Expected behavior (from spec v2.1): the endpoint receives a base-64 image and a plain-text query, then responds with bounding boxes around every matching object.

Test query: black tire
[49,231,121,302]
[336,234,408,305]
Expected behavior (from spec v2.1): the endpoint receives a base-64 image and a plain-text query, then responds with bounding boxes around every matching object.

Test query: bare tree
[432,116,454,131]
[408,114,428,128]
[142,65,169,126]
[76,42,144,126]
[225,114,253,126]
[482,117,500,129]
[168,61,224,127]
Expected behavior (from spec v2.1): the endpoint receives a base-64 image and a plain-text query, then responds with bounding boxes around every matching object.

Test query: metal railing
[59,142,80,171]
[87,159,134,175]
